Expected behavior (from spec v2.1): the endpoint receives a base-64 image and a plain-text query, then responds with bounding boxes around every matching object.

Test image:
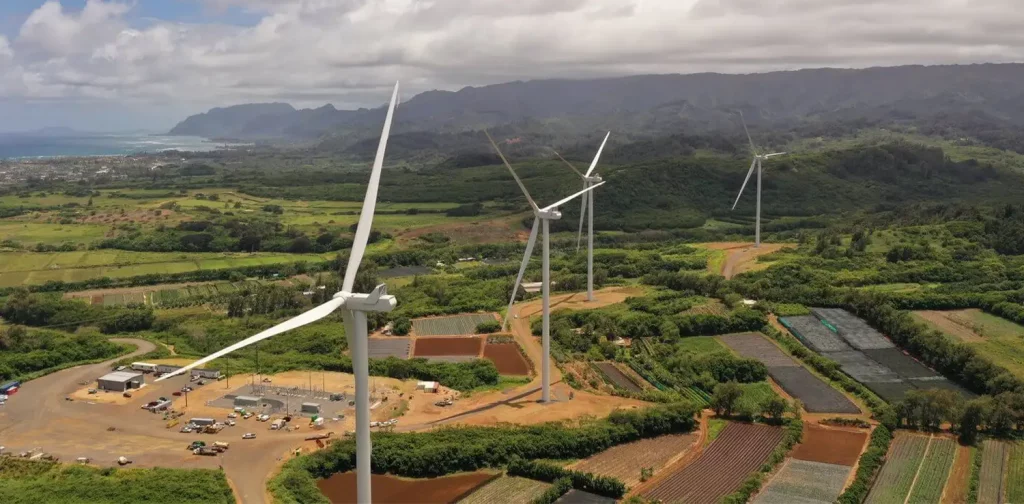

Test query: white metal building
[155,364,182,375]
[97,371,145,392]
[300,402,321,415]
[191,369,221,379]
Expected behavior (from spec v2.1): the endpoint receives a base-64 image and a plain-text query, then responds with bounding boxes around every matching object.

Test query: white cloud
[4,0,1024,120]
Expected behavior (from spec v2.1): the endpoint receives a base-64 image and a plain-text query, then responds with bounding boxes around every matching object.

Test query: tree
[659,320,680,341]
[391,317,411,336]
[760,395,788,423]
[711,382,743,417]
[958,398,986,443]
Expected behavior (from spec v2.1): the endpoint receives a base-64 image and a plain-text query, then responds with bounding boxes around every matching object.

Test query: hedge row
[506,458,626,499]
[836,425,893,504]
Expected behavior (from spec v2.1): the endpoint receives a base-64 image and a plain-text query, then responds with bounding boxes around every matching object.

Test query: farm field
[639,422,783,504]
[413,336,483,357]
[914,309,1024,381]
[368,338,412,359]
[570,433,697,488]
[906,437,957,504]
[0,222,109,245]
[718,332,858,413]
[555,490,615,503]
[1007,443,1024,504]
[681,298,729,316]
[790,425,868,466]
[457,476,551,504]
[413,313,498,336]
[717,332,799,368]
[978,439,1008,504]
[593,362,642,393]
[482,344,530,375]
[812,307,895,350]
[316,471,497,504]
[65,280,260,306]
[779,315,850,353]
[864,434,930,504]
[753,459,851,504]
[767,365,860,413]
[941,445,976,504]
[0,249,330,287]
[861,348,940,379]
[736,382,779,412]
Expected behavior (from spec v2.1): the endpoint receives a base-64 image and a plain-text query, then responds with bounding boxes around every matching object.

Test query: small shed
[189,418,216,426]
[301,402,321,415]
[417,381,439,393]
[234,395,261,408]
[97,371,144,392]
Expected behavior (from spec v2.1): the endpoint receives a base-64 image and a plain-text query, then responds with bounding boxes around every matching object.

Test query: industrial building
[234,395,261,408]
[97,371,145,392]
[191,369,221,380]
[189,418,216,426]
[300,402,321,415]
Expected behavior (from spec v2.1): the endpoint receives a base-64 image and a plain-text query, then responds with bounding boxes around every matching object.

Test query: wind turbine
[489,132,604,403]
[552,132,610,302]
[731,112,786,248]
[157,82,401,504]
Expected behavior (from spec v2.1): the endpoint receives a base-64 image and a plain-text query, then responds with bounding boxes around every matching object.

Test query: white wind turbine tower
[552,132,610,302]
[731,112,786,248]
[157,82,401,504]
[490,132,604,403]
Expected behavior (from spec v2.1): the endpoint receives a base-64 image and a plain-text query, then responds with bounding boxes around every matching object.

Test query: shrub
[476,320,503,334]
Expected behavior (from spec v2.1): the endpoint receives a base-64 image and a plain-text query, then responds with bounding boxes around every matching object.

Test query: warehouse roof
[99,371,144,382]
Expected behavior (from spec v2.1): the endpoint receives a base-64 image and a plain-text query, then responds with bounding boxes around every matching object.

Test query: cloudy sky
[1,0,1022,132]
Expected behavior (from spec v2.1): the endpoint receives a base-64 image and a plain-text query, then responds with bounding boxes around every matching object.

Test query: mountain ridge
[167,63,1024,143]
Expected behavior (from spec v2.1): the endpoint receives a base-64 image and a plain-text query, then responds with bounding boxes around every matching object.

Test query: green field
[0,222,110,245]
[675,335,728,354]
[736,382,780,413]
[918,309,1024,381]
[1008,443,1024,504]
[905,437,957,503]
[865,434,930,504]
[0,250,331,287]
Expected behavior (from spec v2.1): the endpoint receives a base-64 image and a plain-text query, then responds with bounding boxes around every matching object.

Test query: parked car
[242,433,256,439]
[172,391,182,396]
[227,420,236,427]
[227,413,238,419]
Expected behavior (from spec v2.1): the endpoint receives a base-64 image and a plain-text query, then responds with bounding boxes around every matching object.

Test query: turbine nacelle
[583,175,602,184]
[335,284,397,313]
[537,208,562,220]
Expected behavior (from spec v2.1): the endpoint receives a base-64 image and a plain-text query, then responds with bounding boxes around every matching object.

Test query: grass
[1007,443,1024,504]
[0,458,233,504]
[462,375,532,396]
[675,336,727,354]
[736,382,780,413]
[921,309,1024,381]
[0,222,110,245]
[0,250,331,287]
[705,418,727,446]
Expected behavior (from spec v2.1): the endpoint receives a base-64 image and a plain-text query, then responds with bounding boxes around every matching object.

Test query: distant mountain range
[167,63,1024,148]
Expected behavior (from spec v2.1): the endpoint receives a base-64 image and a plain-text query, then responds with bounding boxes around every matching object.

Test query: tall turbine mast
[731,112,785,248]
[491,132,604,402]
[157,82,401,504]
[552,132,609,302]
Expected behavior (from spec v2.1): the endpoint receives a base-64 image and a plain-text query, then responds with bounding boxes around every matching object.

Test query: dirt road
[703,242,790,279]
[0,288,647,504]
[0,338,313,504]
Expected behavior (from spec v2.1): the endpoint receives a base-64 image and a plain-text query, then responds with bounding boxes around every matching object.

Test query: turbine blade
[343,82,400,293]
[486,130,539,212]
[155,297,347,381]
[503,219,539,330]
[739,111,757,155]
[576,186,587,253]
[763,152,787,158]
[540,181,605,213]
[584,131,610,177]
[732,158,757,210]
[553,151,584,178]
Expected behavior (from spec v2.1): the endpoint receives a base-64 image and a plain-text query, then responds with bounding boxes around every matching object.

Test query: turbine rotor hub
[538,209,562,220]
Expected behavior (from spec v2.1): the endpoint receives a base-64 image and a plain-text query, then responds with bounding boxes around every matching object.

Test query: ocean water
[0,133,245,159]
